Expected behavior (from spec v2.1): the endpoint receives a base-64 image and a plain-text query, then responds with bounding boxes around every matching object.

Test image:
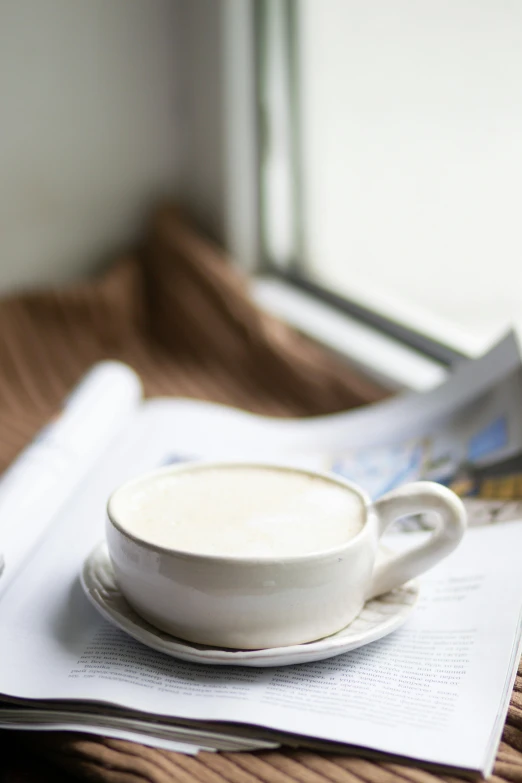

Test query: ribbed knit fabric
[0,207,384,473]
[0,207,520,782]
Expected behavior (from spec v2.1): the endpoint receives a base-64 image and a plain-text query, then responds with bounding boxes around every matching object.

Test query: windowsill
[251,276,449,393]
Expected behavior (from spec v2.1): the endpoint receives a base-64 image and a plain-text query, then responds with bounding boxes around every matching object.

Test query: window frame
[254,0,470,366]
[217,1,468,391]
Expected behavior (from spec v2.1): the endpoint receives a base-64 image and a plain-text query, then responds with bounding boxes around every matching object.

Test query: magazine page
[0,361,142,595]
[0,707,279,753]
[0,386,522,774]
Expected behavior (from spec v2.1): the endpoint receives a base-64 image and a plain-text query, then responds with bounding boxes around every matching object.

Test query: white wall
[177,0,227,244]
[0,0,183,292]
[177,0,260,273]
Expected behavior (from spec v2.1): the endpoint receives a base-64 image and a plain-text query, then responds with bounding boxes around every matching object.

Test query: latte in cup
[107,461,466,649]
[111,464,365,558]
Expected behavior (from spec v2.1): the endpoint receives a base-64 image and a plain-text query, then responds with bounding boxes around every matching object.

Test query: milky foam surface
[114,466,364,557]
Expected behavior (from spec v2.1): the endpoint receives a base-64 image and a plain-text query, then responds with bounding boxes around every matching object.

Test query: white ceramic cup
[106,462,467,650]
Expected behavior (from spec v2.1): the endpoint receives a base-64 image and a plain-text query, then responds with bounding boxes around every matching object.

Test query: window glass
[263,1,522,355]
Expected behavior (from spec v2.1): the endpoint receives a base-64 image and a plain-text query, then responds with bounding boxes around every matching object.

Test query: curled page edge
[0,361,142,594]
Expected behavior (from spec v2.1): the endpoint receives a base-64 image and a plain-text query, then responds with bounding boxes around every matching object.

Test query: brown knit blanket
[0,208,521,782]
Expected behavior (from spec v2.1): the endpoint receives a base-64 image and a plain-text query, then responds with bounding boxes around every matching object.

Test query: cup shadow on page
[51,575,103,654]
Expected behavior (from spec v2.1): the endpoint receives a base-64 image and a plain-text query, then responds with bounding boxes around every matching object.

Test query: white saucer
[81,543,419,668]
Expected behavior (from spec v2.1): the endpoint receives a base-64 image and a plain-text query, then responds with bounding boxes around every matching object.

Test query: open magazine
[1,333,522,774]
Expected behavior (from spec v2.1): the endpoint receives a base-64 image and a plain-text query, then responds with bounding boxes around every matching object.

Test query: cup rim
[106,460,373,565]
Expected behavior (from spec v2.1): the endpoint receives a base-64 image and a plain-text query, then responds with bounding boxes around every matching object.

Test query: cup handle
[367,481,467,600]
